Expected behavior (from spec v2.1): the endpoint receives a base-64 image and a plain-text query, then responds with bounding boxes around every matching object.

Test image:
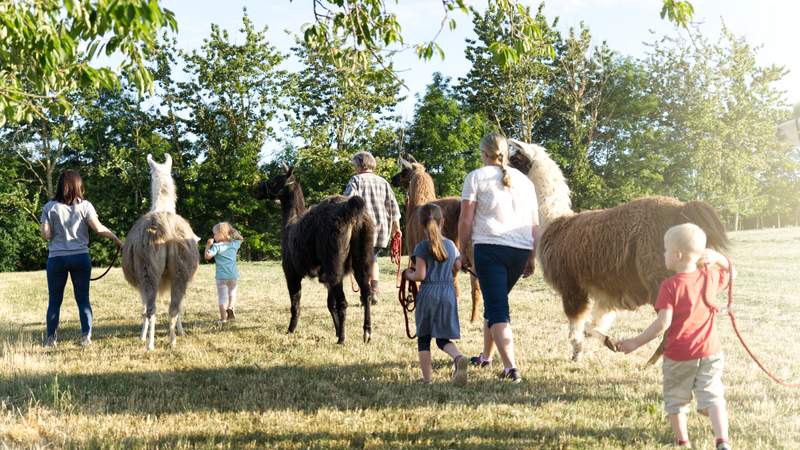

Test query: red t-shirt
[655,268,731,361]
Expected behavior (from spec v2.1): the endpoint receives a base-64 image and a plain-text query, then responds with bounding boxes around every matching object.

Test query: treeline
[1,5,798,272]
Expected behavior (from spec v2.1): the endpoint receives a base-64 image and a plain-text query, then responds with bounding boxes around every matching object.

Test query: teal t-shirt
[207,240,241,280]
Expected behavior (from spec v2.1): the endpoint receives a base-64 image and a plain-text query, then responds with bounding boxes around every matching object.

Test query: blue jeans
[46,253,92,337]
[474,244,529,326]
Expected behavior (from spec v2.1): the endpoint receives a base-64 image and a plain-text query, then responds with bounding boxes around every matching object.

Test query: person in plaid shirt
[344,151,402,304]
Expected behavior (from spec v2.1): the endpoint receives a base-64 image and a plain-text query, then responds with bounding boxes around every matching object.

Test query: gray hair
[350,151,377,171]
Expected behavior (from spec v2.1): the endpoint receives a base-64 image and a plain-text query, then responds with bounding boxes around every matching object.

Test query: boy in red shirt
[619,223,733,450]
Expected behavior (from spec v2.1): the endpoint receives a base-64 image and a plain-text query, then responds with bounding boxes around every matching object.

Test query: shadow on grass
[58,425,658,450]
[0,360,641,417]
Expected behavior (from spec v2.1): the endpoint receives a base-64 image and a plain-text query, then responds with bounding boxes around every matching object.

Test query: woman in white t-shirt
[458,133,539,383]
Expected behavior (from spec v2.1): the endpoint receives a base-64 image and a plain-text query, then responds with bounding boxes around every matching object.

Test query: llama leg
[140,295,149,341]
[588,309,618,352]
[354,269,372,343]
[469,273,482,323]
[286,273,302,334]
[333,283,348,345]
[175,315,184,336]
[562,284,590,361]
[168,279,187,347]
[326,288,340,338]
[142,285,158,351]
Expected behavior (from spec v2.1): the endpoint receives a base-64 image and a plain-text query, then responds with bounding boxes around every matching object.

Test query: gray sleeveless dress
[412,238,460,339]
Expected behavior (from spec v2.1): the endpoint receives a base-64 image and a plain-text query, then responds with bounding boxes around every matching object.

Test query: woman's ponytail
[419,203,446,262]
[480,133,512,188]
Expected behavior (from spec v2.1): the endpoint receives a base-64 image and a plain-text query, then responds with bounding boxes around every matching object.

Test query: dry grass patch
[2,229,800,449]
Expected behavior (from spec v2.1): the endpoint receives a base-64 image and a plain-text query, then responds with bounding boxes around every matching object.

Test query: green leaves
[660,0,695,27]
[0,0,177,126]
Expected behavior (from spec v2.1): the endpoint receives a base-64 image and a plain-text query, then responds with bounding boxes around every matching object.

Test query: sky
[159,0,800,120]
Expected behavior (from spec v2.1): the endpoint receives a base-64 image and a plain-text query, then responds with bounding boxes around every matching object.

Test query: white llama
[122,154,200,350]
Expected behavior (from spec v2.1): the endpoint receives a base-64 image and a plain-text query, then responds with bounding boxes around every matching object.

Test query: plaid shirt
[344,172,400,248]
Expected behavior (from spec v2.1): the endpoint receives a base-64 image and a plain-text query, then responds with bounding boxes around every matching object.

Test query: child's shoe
[499,367,522,383]
[715,440,731,450]
[452,355,469,386]
[226,308,236,320]
[80,334,92,347]
[470,353,492,367]
[675,439,691,448]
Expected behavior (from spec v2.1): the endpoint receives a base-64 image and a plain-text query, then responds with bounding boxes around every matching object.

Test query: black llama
[254,165,375,344]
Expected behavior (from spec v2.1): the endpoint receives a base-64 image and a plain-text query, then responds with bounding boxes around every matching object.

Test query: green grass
[2,228,800,449]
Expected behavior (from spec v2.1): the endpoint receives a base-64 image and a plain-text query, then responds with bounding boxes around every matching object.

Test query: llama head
[255,163,295,201]
[507,139,543,175]
[146,153,177,213]
[390,153,422,189]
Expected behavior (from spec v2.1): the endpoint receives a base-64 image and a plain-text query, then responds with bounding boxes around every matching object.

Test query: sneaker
[44,335,57,348]
[226,308,236,320]
[499,367,522,383]
[452,355,469,386]
[675,439,691,448]
[418,378,432,385]
[715,441,731,450]
[470,353,492,368]
[80,334,91,347]
[217,319,227,325]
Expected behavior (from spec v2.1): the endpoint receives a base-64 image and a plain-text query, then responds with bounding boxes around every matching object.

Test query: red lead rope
[391,231,417,339]
[704,261,800,388]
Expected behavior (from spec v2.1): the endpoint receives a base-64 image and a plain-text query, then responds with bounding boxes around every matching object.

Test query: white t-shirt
[461,165,538,250]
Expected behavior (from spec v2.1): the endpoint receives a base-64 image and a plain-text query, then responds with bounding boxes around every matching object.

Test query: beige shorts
[662,352,726,415]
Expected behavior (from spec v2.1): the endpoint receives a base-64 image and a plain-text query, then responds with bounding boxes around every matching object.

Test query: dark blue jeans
[474,244,530,326]
[46,253,92,337]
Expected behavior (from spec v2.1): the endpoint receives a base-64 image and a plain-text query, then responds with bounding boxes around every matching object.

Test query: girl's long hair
[480,133,511,188]
[418,203,446,262]
[213,222,244,241]
[54,170,84,205]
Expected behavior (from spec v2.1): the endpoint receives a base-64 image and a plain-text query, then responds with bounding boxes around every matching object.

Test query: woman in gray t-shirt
[40,170,122,347]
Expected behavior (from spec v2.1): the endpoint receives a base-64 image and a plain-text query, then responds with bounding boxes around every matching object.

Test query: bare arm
[87,216,122,248]
[457,200,476,267]
[40,221,52,240]
[618,308,673,354]
[403,258,426,282]
[204,238,215,261]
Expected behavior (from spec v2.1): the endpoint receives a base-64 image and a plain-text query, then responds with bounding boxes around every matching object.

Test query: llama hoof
[336,337,345,345]
[603,336,619,352]
[147,344,155,351]
[570,350,583,362]
[363,330,371,343]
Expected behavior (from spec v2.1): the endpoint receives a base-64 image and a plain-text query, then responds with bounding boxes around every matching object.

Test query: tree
[0,0,176,126]
[539,25,618,209]
[299,0,694,77]
[176,13,286,259]
[405,73,491,196]
[282,35,402,203]
[644,27,789,229]
[458,2,556,143]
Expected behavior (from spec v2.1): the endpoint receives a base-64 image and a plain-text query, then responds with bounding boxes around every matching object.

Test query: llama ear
[399,154,413,170]
[164,153,172,168]
[286,165,294,178]
[281,162,289,173]
[146,154,155,168]
[405,153,418,164]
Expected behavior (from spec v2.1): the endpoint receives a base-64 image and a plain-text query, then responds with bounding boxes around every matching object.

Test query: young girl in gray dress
[403,204,469,385]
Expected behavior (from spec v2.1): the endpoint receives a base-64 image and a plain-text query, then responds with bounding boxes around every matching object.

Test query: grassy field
[2,228,800,449]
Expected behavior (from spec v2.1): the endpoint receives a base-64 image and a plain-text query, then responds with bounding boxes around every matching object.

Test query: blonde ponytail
[480,132,511,188]
[418,203,447,262]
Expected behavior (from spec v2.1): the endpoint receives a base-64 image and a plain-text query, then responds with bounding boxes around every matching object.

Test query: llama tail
[680,201,730,251]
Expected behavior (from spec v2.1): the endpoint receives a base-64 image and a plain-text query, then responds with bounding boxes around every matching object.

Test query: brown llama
[122,154,200,350]
[254,165,375,344]
[390,154,483,321]
[507,140,729,361]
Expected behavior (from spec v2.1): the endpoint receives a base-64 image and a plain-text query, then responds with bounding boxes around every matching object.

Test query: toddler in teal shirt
[204,222,243,322]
